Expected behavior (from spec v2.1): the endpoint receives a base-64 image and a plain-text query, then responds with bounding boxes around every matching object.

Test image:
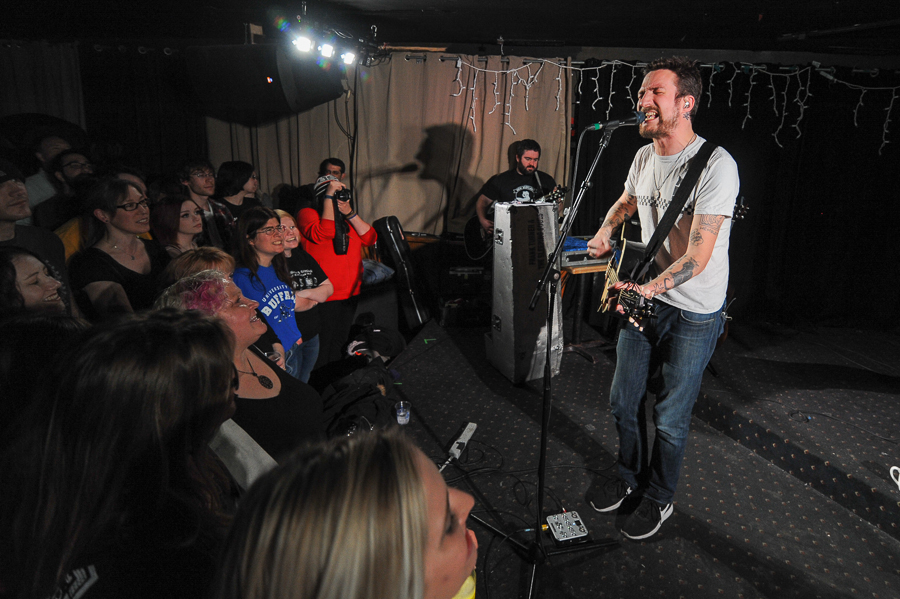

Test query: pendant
[256,374,274,389]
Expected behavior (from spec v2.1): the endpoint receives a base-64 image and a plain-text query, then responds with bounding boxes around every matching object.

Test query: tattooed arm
[638,213,727,298]
[586,189,638,258]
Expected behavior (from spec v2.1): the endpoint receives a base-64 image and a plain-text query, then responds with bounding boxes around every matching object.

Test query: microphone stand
[520,127,620,599]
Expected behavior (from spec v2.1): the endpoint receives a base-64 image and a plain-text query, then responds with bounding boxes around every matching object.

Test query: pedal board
[546,511,589,543]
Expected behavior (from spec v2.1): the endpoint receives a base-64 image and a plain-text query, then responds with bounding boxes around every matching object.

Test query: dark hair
[318,158,345,176]
[0,309,236,598]
[516,139,541,158]
[0,247,56,313]
[150,193,197,248]
[178,158,215,182]
[215,161,256,198]
[83,177,144,246]
[47,149,90,176]
[0,247,27,311]
[645,56,702,118]
[235,206,292,290]
[0,312,90,440]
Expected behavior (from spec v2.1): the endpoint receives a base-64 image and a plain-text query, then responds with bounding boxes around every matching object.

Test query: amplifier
[485,202,562,383]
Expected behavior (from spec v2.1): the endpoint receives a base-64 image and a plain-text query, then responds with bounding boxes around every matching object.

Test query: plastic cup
[394,401,411,425]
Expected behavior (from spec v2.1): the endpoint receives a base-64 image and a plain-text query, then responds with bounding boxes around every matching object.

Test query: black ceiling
[5,1,900,58]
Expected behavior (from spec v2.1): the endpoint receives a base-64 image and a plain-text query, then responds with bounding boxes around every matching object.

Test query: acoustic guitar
[600,197,749,330]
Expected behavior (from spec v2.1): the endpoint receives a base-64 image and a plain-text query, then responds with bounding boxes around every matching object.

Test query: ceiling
[5,1,900,59]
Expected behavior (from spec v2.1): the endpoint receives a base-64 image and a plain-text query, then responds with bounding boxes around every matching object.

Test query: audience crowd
[0,140,477,599]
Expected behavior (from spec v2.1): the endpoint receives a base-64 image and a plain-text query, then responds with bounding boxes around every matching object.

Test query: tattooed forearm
[600,196,636,233]
[671,256,699,286]
[644,256,700,297]
[698,215,725,235]
[689,229,703,246]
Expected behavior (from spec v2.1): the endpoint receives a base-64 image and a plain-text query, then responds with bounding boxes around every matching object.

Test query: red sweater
[297,207,378,301]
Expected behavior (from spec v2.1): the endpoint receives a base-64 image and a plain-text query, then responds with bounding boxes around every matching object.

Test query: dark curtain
[572,61,899,329]
[78,42,208,179]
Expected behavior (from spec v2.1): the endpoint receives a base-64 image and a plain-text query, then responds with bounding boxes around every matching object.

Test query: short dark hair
[516,139,541,159]
[645,57,702,118]
[318,158,345,176]
[48,149,90,176]
[177,158,215,182]
[215,161,255,197]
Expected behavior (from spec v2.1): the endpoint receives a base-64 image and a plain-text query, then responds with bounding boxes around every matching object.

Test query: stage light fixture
[320,43,335,58]
[294,36,313,52]
[341,51,356,65]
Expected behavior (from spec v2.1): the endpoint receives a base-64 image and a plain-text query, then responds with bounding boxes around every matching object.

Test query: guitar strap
[630,141,717,281]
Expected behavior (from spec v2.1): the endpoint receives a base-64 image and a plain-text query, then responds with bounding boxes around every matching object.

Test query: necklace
[110,238,140,260]
[236,353,274,389]
[652,133,697,201]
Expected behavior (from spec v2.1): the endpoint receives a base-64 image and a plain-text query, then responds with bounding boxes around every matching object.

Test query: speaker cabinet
[485,202,563,383]
[184,44,345,125]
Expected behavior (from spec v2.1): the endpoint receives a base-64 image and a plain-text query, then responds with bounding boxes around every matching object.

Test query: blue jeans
[284,334,320,384]
[609,300,725,504]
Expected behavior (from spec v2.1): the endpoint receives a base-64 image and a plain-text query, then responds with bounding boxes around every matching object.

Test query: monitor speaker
[184,44,345,125]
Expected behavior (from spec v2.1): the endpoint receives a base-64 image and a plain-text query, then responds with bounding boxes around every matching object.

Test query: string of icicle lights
[445,57,898,155]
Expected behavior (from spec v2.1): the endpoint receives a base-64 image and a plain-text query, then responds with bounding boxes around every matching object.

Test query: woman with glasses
[68,178,170,319]
[232,207,307,381]
[274,209,333,383]
[150,193,205,257]
[215,161,262,223]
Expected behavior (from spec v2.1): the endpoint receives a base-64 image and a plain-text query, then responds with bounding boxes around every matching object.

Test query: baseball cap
[0,159,25,185]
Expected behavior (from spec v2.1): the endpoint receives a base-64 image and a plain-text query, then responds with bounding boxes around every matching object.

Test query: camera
[334,188,352,201]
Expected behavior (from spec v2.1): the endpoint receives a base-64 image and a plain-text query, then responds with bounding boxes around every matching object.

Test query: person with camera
[296,175,376,372]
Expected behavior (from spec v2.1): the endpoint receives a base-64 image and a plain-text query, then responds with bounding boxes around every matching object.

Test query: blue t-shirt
[233,264,302,348]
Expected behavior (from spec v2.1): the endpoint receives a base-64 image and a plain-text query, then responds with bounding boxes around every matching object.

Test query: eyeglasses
[190,171,215,179]
[255,225,284,236]
[249,174,259,180]
[116,199,149,211]
[63,161,94,171]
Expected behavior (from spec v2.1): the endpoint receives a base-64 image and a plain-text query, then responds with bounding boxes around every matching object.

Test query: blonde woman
[213,431,478,599]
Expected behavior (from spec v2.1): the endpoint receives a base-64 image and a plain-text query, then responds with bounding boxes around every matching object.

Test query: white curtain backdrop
[207,52,571,234]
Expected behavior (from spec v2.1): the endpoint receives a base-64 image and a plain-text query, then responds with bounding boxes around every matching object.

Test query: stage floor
[389,317,900,599]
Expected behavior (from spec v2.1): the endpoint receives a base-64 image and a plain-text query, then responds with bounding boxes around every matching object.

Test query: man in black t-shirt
[474,139,557,235]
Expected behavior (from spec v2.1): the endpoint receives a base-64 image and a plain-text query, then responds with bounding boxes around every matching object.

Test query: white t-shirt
[624,136,740,313]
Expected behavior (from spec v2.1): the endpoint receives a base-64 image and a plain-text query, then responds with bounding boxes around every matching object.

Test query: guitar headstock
[733,196,749,221]
[616,286,657,331]
[542,186,568,204]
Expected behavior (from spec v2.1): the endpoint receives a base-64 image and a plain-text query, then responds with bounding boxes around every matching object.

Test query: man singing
[586,57,739,540]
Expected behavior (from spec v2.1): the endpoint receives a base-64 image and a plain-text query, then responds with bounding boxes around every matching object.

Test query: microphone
[584,111,646,131]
